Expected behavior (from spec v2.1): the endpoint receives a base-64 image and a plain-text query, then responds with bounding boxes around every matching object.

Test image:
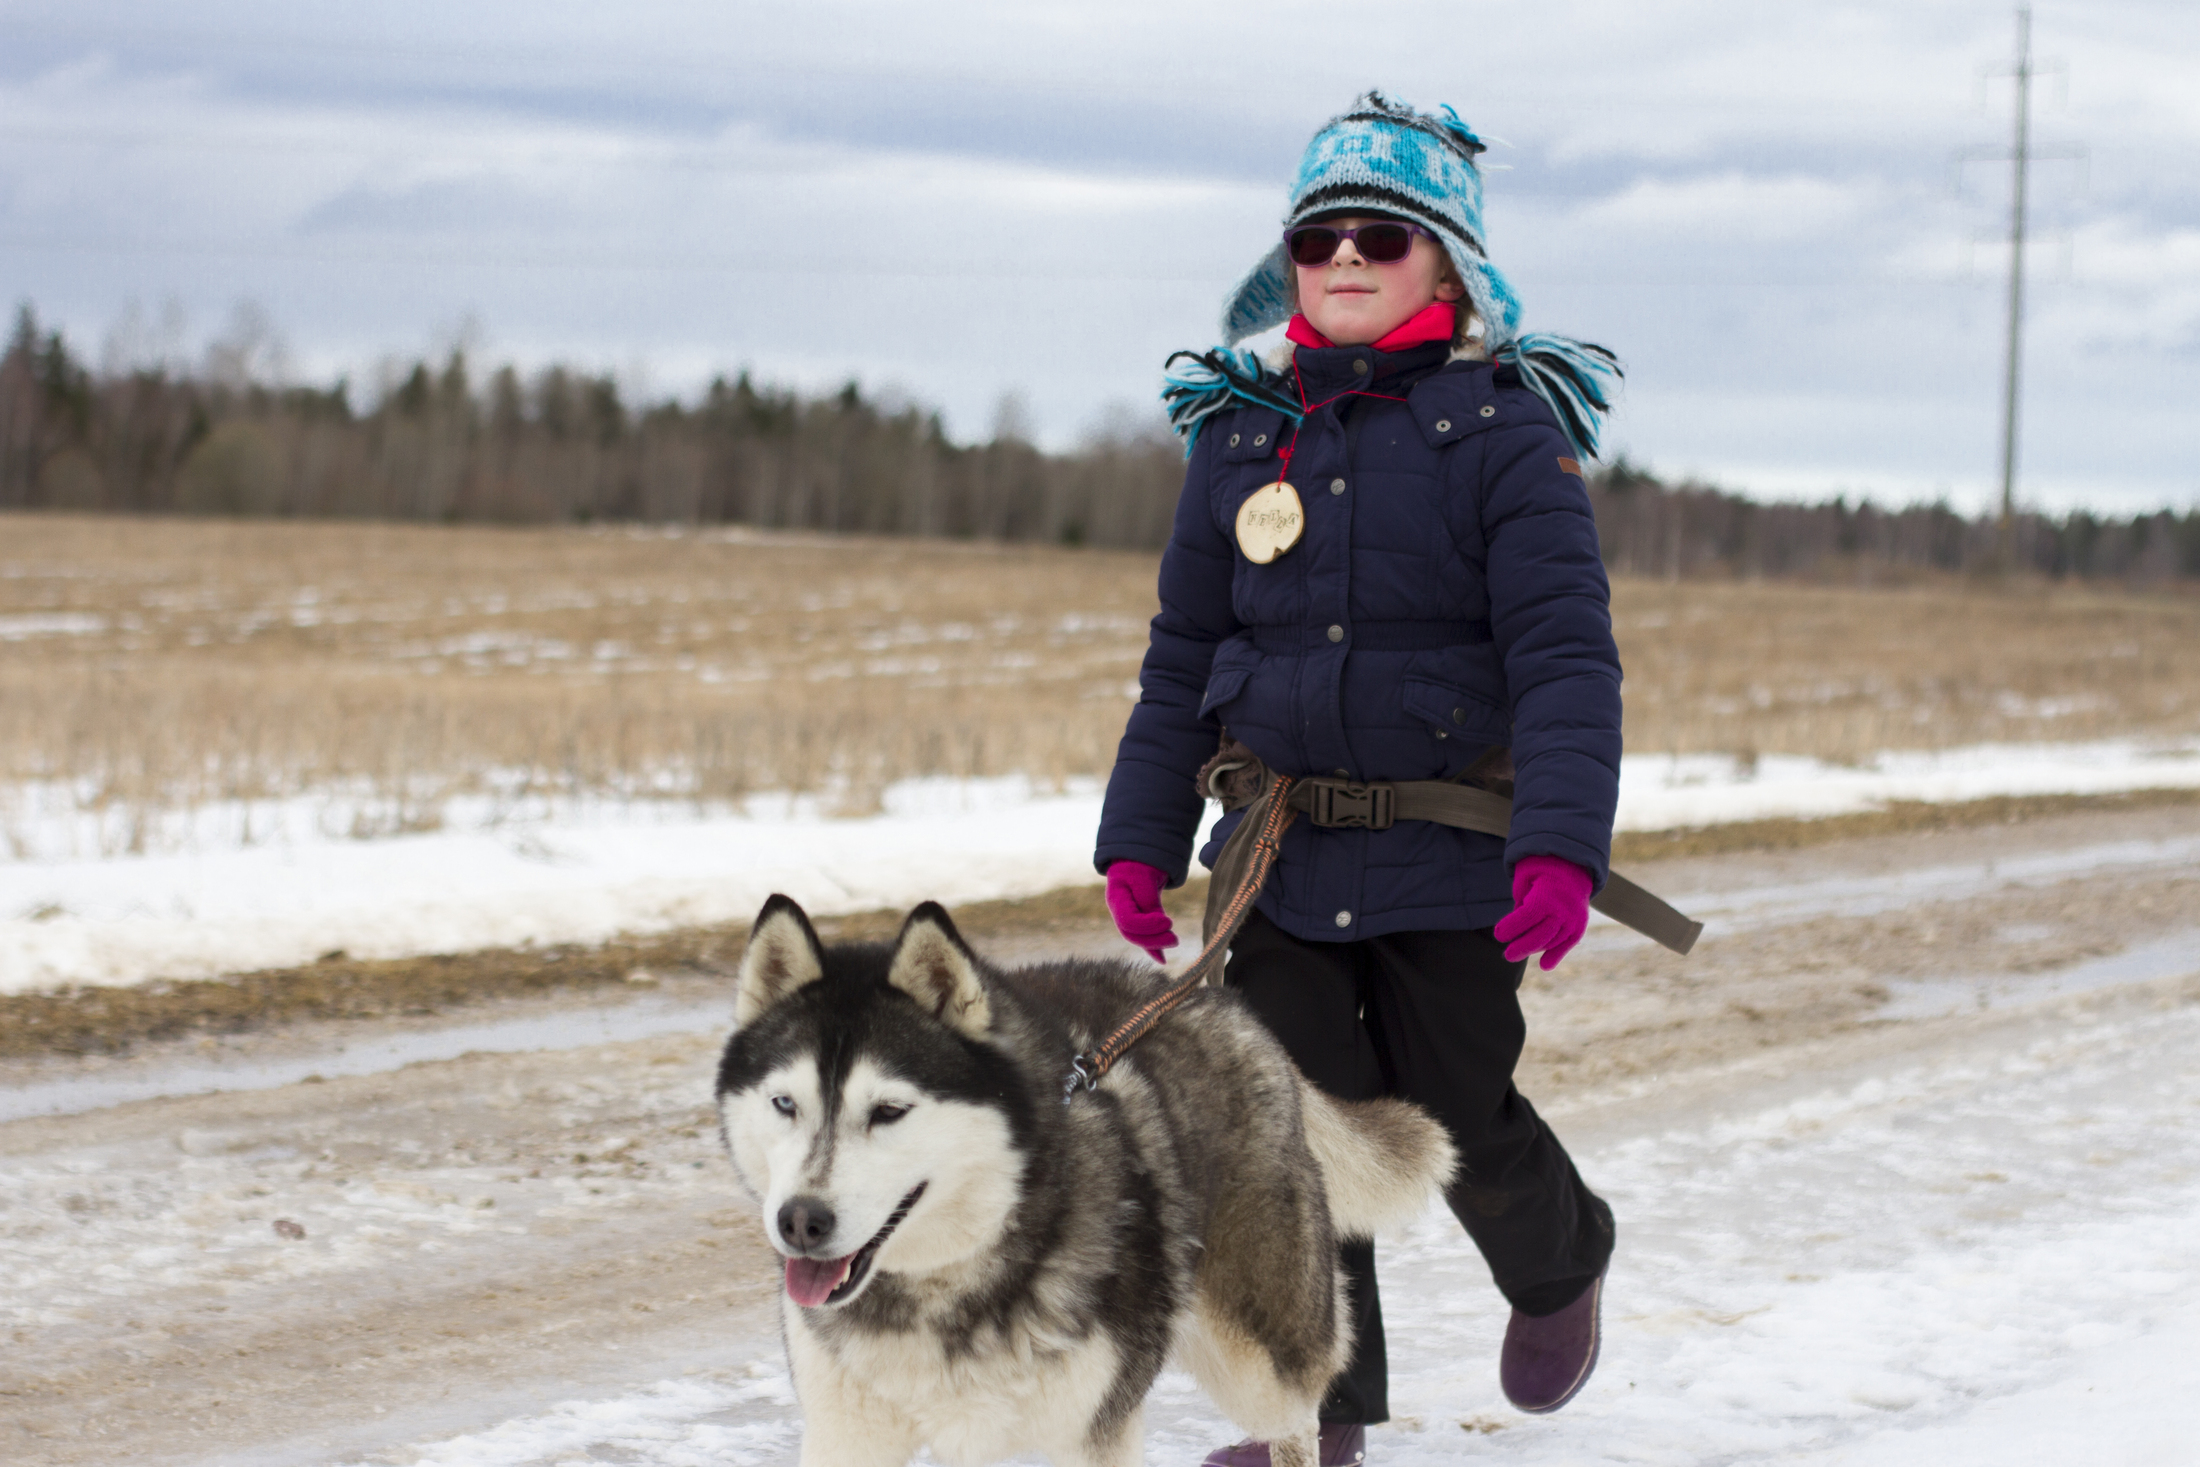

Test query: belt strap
[1063,764,1703,1108]
[1279,775,1704,956]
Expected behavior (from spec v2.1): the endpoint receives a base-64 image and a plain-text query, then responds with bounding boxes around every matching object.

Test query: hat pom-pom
[1437,104,1487,159]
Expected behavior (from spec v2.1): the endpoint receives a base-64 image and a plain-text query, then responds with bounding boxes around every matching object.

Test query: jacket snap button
[1435,730,1448,739]
[1335,768,1350,778]
[1352,359,1369,375]
[1253,433,1266,446]
[1451,707,1466,724]
[1330,478,1346,495]
[1229,433,1241,446]
[1327,625,1344,643]
[1335,910,1353,928]
[1479,405,1496,418]
[1435,419,1451,432]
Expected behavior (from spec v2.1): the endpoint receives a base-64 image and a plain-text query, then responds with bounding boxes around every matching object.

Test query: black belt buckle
[1308,780,1395,831]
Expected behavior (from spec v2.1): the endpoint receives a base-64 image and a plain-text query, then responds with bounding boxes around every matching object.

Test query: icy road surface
[3,804,2196,1466]
[293,996,2200,1467]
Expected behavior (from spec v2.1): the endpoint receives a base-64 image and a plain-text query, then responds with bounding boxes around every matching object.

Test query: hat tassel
[1161,348,1304,453]
[1494,333,1623,462]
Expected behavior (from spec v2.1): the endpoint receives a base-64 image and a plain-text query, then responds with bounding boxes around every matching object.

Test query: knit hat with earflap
[1165,91,1620,460]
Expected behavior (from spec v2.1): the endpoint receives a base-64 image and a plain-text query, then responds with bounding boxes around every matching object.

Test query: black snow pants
[1222,909,1615,1425]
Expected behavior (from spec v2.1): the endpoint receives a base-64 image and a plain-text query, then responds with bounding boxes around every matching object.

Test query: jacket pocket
[1198,635,1262,718]
[1199,661,1252,718]
[1400,677,1510,745]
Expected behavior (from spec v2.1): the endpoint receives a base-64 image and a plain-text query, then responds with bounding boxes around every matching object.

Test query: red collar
[1284,301,1458,355]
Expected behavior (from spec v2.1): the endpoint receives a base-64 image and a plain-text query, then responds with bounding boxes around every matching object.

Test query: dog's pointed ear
[734,894,825,1028]
[886,902,991,1037]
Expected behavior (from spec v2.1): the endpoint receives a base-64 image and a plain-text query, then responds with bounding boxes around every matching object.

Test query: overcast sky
[4,0,2196,512]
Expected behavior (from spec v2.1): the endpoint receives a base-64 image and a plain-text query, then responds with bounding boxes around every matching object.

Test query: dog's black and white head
[716,895,1031,1309]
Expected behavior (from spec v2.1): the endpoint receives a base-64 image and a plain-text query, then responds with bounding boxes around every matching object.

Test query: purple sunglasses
[1284,220,1439,267]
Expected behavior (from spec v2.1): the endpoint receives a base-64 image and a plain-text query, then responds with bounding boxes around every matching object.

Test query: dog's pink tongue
[785,1255,852,1308]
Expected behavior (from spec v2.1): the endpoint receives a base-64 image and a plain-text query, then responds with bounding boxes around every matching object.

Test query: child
[1094,92,1624,1466]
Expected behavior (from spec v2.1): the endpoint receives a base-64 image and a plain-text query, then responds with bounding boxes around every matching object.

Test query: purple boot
[1499,1272,1604,1414]
[1201,1423,1366,1467]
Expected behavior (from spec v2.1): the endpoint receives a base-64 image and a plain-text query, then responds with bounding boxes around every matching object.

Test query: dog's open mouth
[783,1182,927,1308]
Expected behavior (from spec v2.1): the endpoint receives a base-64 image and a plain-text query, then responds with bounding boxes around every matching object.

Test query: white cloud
[2068,217,2200,292]
[1,0,2196,500]
[1574,172,1878,244]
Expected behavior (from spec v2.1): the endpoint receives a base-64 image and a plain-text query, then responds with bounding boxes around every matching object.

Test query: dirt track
[4,804,2197,1467]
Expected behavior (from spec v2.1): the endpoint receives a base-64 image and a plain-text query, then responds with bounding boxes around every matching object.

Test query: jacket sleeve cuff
[1094,842,1196,888]
[1503,834,1610,894]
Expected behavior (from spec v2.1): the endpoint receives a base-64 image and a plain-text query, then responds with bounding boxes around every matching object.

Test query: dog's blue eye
[870,1103,910,1126]
[771,1095,797,1117]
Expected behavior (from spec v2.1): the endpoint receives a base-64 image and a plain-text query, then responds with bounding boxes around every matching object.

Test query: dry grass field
[3,512,2197,856]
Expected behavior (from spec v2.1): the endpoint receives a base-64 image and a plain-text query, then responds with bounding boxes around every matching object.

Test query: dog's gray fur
[716,895,1455,1467]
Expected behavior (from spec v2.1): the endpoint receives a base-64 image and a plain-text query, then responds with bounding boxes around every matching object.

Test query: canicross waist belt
[1279,774,1702,956]
[1201,764,1703,959]
[1061,765,1702,1106]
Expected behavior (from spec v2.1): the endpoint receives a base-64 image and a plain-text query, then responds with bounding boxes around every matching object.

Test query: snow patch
[4,739,2198,995]
[338,1374,799,1467]
[0,611,106,639]
[1614,738,2200,830]
[0,776,1140,995]
[332,1002,2200,1467]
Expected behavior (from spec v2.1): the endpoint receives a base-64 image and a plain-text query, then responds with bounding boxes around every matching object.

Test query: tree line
[1587,458,2200,586]
[3,304,2195,583]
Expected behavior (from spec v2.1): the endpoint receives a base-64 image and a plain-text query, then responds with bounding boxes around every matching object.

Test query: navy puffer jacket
[1094,338,1622,942]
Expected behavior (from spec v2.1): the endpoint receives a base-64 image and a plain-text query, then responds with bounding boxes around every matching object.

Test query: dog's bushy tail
[1299,1085,1457,1239]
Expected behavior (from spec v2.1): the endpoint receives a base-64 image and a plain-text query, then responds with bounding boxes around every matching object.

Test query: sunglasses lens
[1286,228,1340,266]
[1356,224,1414,262]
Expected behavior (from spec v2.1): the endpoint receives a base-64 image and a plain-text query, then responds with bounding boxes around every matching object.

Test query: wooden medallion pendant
[1235,481,1305,564]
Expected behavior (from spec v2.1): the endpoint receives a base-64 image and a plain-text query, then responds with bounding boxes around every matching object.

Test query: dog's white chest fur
[789,1303,1124,1467]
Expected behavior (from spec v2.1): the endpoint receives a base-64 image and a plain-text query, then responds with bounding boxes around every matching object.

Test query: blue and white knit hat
[1181,91,1621,459]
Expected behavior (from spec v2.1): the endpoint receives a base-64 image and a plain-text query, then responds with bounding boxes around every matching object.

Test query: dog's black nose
[778,1196,835,1251]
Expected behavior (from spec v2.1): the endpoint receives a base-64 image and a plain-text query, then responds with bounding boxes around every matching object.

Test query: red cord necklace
[1272,354,1410,490]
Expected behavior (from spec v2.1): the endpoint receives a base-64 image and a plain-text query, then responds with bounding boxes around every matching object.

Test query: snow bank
[4,738,2197,995]
[0,777,1134,995]
[1615,739,2200,829]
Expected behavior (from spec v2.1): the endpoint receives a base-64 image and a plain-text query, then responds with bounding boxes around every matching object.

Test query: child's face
[1293,214,1464,346]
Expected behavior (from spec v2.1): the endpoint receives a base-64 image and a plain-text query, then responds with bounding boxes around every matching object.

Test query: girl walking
[1095,92,1623,1466]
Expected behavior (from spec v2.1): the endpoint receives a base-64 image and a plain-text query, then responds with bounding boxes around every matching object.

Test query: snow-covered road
[5,803,2195,1467]
[1378,998,2200,1466]
[302,985,2200,1467]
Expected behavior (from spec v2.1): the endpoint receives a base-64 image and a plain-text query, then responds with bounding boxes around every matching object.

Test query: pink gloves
[1109,854,1588,969]
[1104,860,1178,963]
[1494,855,1594,970]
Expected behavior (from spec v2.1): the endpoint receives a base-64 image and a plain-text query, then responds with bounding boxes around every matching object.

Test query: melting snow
[330,999,2200,1467]
[4,738,2198,995]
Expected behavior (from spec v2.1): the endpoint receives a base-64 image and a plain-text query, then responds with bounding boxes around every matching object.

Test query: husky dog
[714,895,1455,1467]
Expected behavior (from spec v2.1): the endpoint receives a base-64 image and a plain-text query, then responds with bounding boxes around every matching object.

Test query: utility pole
[1994,5,2033,571]
[1962,6,2080,575]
